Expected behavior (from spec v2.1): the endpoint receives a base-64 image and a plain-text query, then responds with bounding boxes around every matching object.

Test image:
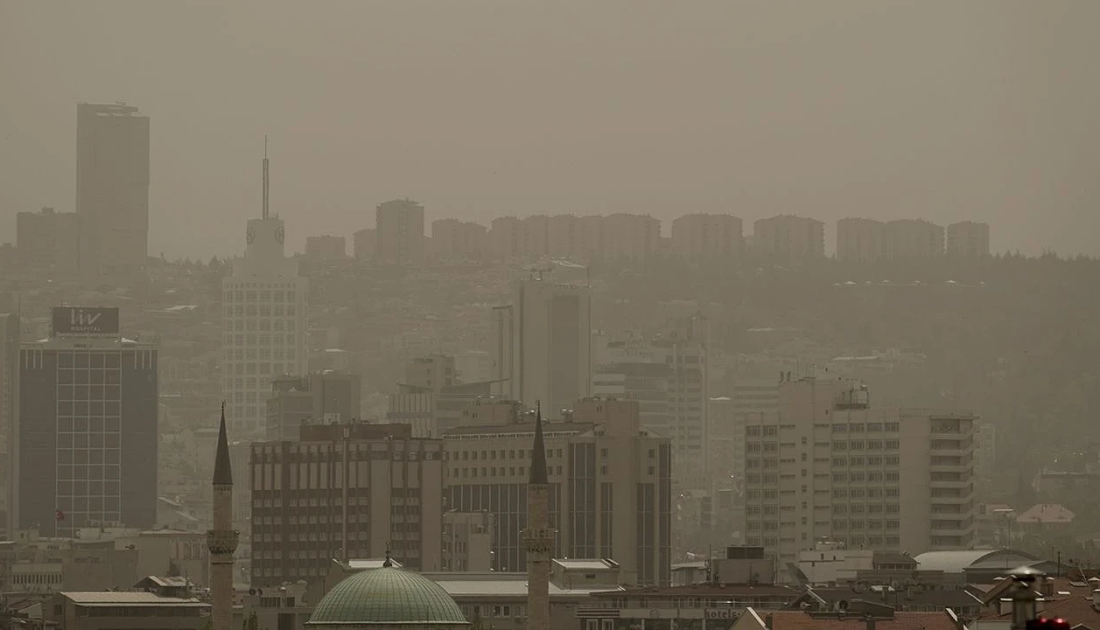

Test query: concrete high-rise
[524,406,552,630]
[671,213,744,260]
[593,317,709,486]
[15,307,158,537]
[947,221,991,258]
[16,208,80,277]
[0,301,18,538]
[495,278,591,415]
[249,422,444,584]
[265,372,361,440]
[375,199,425,264]
[430,219,487,261]
[443,398,672,586]
[752,215,826,260]
[207,405,238,630]
[836,218,887,262]
[221,150,308,437]
[75,102,150,279]
[741,376,976,577]
[884,219,945,258]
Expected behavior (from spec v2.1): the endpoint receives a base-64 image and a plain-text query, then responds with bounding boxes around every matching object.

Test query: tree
[243,610,259,630]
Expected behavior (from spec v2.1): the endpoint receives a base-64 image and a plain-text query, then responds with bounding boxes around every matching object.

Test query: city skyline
[2,1,1099,259]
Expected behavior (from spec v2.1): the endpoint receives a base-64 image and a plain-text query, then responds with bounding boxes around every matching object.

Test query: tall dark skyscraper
[0,295,19,539]
[15,307,158,536]
[76,102,151,279]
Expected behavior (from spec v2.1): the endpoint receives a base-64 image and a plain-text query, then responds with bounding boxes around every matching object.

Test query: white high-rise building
[221,151,307,436]
[742,376,977,577]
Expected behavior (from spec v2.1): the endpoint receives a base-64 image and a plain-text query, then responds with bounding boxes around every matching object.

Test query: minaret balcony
[207,529,241,555]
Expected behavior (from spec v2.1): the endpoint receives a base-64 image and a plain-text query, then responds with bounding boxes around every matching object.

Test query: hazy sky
[2,1,1098,259]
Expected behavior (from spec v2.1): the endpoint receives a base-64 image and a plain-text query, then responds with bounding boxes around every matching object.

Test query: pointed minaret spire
[213,401,233,486]
[208,401,238,630]
[529,401,548,485]
[524,400,552,630]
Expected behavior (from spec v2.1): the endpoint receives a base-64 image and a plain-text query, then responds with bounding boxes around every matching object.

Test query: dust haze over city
[1,2,1099,629]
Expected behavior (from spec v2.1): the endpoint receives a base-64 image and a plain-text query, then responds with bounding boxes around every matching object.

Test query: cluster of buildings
[0,100,1059,630]
[14,103,150,281]
[305,209,992,267]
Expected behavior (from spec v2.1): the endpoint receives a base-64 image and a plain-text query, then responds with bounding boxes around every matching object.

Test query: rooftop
[60,592,207,607]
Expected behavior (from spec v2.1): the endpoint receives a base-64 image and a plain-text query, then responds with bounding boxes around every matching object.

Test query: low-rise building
[43,591,209,630]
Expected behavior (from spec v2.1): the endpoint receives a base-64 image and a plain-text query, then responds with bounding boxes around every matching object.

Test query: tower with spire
[524,403,553,630]
[207,403,239,630]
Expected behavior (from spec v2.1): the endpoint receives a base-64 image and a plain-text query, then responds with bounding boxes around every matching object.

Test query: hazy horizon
[2,0,1098,259]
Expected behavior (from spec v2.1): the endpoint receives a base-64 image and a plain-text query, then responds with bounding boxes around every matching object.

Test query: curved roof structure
[914,549,1039,574]
[307,567,468,628]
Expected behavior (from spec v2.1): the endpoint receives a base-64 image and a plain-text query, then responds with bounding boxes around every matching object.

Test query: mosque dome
[307,566,469,629]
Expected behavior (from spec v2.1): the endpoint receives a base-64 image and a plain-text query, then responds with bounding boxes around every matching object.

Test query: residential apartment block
[884,219,945,258]
[375,199,426,264]
[836,218,887,262]
[670,213,744,259]
[947,221,991,258]
[431,219,488,260]
[752,215,825,260]
[741,376,976,577]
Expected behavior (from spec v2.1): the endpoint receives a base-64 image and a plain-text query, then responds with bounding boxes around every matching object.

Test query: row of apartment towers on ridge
[336,205,990,264]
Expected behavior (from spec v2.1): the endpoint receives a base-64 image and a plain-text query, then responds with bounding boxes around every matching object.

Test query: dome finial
[383,544,393,568]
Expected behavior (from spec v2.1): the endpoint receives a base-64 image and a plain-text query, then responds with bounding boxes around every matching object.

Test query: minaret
[524,403,552,630]
[207,403,239,630]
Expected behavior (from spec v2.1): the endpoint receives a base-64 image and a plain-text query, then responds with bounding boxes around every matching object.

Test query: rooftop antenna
[262,135,270,219]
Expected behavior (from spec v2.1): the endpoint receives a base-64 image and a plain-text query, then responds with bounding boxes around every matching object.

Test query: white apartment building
[670,213,744,259]
[947,221,991,258]
[222,216,308,436]
[375,198,426,264]
[742,376,976,578]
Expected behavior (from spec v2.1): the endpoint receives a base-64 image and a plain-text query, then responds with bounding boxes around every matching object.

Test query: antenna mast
[262,135,270,219]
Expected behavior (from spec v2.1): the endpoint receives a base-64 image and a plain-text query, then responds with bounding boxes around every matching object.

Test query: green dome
[308,567,469,628]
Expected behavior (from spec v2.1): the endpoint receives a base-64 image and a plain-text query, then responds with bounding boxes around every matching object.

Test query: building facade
[15,307,158,537]
[670,213,744,260]
[884,219,945,258]
[431,219,487,261]
[947,221,991,258]
[496,279,592,416]
[375,199,425,264]
[741,376,976,576]
[443,398,672,586]
[836,218,886,262]
[16,207,80,276]
[249,422,445,585]
[265,372,362,440]
[222,213,308,437]
[0,306,17,538]
[75,102,150,280]
[752,215,825,260]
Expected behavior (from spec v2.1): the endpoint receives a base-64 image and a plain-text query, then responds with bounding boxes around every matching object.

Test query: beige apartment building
[836,218,887,262]
[442,398,672,586]
[884,219,945,258]
[670,213,744,259]
[248,422,445,585]
[431,218,488,260]
[742,376,976,577]
[752,215,825,260]
[947,221,991,258]
[375,198,426,264]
